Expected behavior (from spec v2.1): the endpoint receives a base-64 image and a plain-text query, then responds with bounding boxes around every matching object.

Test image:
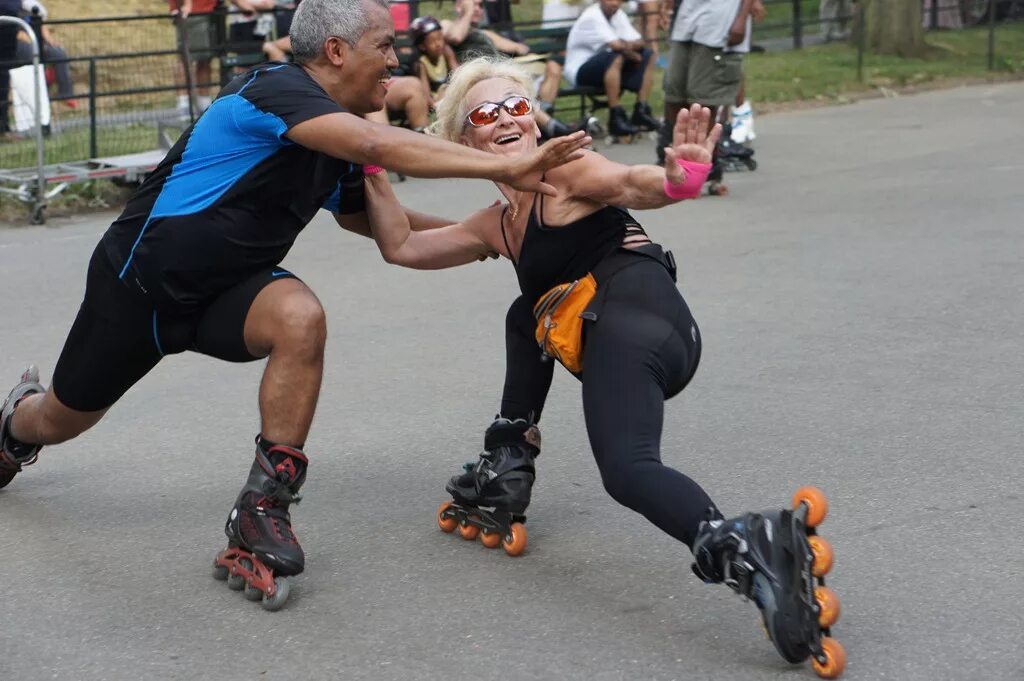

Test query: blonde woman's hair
[429,57,535,143]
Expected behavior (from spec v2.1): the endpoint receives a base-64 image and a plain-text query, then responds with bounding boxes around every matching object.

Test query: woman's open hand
[663,103,721,184]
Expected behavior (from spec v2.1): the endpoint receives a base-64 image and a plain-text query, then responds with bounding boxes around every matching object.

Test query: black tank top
[503,193,649,303]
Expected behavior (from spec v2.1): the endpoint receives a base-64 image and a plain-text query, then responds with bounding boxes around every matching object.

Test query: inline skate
[213,438,307,611]
[436,416,539,557]
[0,366,45,489]
[692,487,846,678]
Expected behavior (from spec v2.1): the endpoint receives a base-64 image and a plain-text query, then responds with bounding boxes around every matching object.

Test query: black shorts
[228,20,264,52]
[576,48,653,93]
[52,244,299,412]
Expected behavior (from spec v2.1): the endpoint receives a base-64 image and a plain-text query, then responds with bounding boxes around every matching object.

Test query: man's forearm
[356,123,511,182]
[485,31,528,56]
[289,114,508,182]
[729,0,755,43]
[446,12,473,45]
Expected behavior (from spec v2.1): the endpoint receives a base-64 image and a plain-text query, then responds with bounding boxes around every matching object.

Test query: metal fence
[0,0,1020,223]
[0,4,299,223]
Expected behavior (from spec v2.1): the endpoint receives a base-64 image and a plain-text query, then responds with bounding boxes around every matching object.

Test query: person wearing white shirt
[565,0,658,137]
[655,0,761,168]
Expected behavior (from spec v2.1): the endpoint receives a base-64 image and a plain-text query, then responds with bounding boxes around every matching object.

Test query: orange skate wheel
[437,501,458,533]
[458,517,480,541]
[814,585,841,628]
[479,529,502,549]
[502,522,527,557]
[811,637,846,679]
[792,487,828,528]
[808,535,834,577]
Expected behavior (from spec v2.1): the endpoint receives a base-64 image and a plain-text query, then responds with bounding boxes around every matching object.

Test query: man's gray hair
[290,0,390,64]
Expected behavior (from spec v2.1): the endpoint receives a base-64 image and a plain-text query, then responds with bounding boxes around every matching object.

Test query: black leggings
[500,260,718,548]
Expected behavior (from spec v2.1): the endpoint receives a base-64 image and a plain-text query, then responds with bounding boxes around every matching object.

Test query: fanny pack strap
[591,244,677,284]
[581,245,677,323]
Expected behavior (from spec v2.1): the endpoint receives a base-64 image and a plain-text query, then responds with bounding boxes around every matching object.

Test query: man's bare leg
[242,278,327,446]
[213,277,327,596]
[8,391,106,446]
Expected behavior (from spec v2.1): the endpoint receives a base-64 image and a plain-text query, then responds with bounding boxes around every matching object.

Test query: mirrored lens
[504,96,532,117]
[467,102,501,127]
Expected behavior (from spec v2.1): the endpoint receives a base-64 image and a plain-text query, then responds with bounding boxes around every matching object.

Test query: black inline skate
[213,437,308,611]
[608,105,639,143]
[0,366,45,489]
[716,122,757,173]
[631,102,661,133]
[691,487,846,679]
[436,416,540,556]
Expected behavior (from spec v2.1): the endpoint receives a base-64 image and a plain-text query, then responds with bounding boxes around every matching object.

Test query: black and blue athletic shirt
[102,63,366,309]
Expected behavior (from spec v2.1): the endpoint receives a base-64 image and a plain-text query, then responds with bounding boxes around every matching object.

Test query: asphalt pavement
[1,81,1022,681]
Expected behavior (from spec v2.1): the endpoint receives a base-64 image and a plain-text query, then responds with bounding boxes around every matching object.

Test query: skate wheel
[260,577,290,612]
[746,158,758,171]
[793,487,828,528]
[811,637,846,679]
[808,535,834,577]
[228,557,252,591]
[479,529,502,549]
[502,522,527,557]
[458,518,480,541]
[814,585,841,628]
[244,582,264,602]
[437,501,458,533]
[212,563,229,581]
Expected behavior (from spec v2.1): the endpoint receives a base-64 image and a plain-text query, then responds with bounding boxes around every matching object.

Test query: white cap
[22,0,48,21]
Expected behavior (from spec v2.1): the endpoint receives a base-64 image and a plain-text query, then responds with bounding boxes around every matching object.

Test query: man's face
[336,1,398,115]
[599,0,623,17]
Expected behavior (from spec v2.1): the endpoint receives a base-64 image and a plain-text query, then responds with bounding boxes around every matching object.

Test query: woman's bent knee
[600,465,644,510]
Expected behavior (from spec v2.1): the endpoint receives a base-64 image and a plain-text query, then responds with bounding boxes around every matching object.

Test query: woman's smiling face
[459,78,540,156]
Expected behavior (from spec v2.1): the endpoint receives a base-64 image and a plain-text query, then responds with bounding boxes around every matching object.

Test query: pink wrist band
[663,159,711,200]
[363,164,385,175]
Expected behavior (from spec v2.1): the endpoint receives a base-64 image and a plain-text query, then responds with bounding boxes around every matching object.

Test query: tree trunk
[861,0,928,56]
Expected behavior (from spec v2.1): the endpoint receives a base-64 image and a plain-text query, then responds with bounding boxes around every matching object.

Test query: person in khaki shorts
[656,0,759,163]
[169,0,220,114]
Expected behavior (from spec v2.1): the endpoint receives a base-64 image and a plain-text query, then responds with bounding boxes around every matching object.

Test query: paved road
[1,81,1022,681]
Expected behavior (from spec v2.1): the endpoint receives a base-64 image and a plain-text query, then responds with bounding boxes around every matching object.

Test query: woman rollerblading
[360,58,847,677]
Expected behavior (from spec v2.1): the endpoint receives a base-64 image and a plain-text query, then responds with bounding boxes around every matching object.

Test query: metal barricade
[0,15,45,223]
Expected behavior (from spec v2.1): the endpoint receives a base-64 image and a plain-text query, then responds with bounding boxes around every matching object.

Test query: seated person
[565,0,659,137]
[382,74,431,131]
[18,0,76,108]
[228,0,277,74]
[410,16,458,108]
[442,0,562,118]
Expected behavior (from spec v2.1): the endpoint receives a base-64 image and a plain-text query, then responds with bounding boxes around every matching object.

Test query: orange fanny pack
[532,273,598,374]
[531,245,678,375]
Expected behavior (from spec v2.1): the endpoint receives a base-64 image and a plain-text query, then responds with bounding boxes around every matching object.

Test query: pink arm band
[363,164,385,175]
[663,159,711,201]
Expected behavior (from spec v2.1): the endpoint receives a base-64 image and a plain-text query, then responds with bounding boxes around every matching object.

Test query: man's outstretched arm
[287,113,590,196]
